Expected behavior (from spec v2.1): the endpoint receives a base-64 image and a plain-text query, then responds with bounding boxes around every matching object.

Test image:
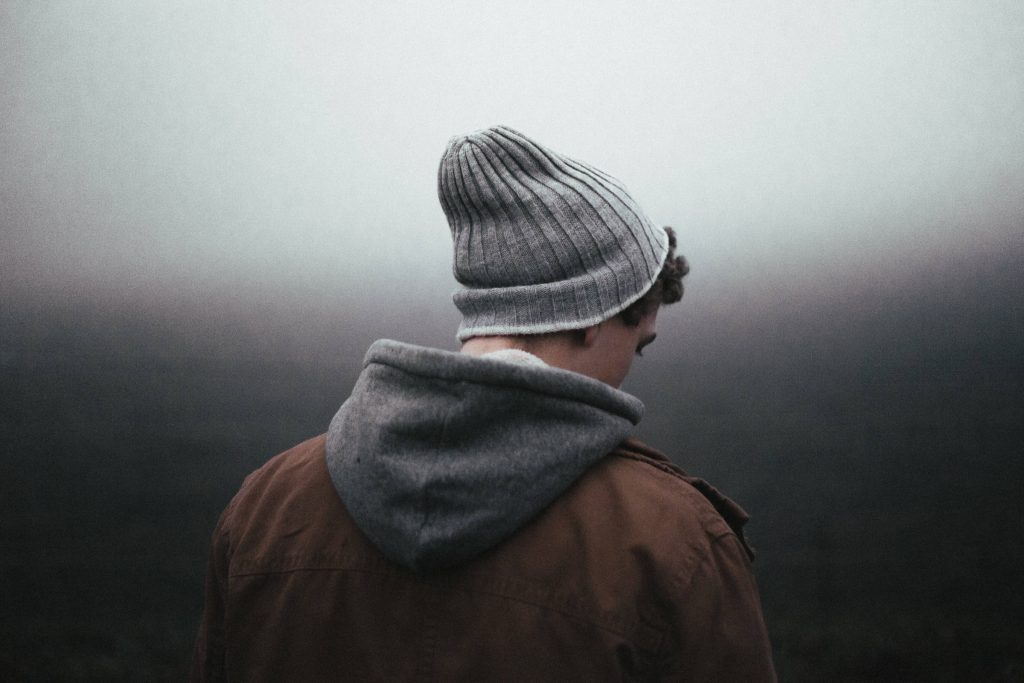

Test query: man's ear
[581,323,601,348]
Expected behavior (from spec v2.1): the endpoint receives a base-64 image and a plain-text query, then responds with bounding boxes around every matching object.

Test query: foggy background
[2,1,1022,680]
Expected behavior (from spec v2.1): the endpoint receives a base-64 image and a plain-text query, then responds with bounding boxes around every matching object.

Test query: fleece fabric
[325,339,643,572]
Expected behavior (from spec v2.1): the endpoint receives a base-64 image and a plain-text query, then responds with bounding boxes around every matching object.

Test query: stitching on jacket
[611,446,758,562]
[612,451,736,542]
[228,561,655,646]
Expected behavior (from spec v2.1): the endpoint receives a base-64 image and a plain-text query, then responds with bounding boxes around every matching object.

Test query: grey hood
[325,339,644,573]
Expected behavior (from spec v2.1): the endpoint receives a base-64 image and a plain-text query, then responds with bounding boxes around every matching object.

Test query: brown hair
[619,226,689,326]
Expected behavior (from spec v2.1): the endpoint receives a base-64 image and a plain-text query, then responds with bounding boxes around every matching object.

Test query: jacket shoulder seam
[609,451,737,541]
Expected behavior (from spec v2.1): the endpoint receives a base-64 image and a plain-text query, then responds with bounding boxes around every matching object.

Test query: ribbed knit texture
[437,125,670,341]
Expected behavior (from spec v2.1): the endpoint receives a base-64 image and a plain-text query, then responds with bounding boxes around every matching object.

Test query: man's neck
[460,336,526,357]
[460,334,585,378]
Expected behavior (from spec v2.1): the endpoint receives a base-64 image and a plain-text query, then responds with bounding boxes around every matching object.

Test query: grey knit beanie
[438,125,670,341]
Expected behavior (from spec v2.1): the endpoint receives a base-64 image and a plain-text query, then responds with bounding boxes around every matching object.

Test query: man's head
[438,125,688,386]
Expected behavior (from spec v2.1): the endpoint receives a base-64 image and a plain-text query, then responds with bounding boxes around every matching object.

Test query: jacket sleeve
[664,532,777,682]
[191,510,232,683]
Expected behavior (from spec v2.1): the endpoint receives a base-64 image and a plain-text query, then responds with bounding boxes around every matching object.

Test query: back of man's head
[437,125,686,342]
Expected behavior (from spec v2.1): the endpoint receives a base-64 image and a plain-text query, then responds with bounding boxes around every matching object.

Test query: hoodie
[325,339,644,572]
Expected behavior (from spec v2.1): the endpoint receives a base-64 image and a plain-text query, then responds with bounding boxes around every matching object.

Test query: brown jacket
[192,434,776,681]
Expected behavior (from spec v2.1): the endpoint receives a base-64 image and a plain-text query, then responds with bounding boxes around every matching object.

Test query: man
[192,125,776,681]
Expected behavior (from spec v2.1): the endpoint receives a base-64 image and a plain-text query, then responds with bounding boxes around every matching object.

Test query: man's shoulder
[575,437,755,560]
[239,434,327,487]
[219,434,335,534]
[476,437,757,634]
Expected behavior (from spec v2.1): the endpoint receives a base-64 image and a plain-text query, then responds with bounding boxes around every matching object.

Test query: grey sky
[2,1,1022,307]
